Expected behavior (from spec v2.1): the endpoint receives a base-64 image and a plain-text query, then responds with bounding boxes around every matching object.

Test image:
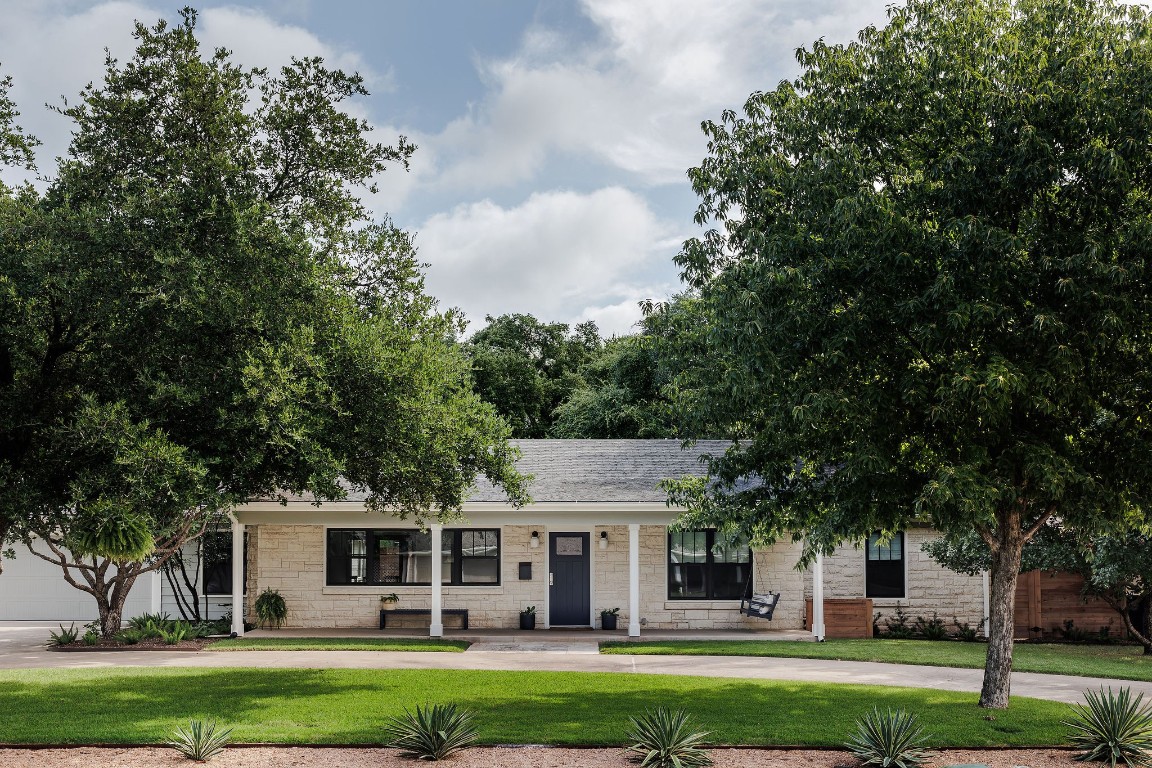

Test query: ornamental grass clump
[626,707,713,768]
[167,719,232,761]
[845,707,931,768]
[1065,687,1152,767]
[383,703,477,760]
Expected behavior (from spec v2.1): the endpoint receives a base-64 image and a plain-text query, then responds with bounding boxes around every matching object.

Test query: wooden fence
[1014,570,1120,639]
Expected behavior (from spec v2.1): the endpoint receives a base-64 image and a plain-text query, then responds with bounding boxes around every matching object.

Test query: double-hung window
[865,531,905,598]
[326,529,500,586]
[667,530,751,599]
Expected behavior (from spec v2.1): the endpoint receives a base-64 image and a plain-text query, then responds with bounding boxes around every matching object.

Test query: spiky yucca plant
[845,707,931,768]
[383,703,478,760]
[626,707,713,768]
[167,719,232,761]
[1065,687,1152,767]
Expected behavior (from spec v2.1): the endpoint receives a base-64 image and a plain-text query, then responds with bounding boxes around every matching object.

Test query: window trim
[325,528,501,587]
[667,529,752,600]
[864,531,906,599]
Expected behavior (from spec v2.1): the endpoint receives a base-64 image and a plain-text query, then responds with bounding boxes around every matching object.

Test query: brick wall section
[804,528,985,628]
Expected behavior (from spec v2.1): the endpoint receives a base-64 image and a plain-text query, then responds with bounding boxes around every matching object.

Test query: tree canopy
[0,10,526,634]
[659,0,1152,708]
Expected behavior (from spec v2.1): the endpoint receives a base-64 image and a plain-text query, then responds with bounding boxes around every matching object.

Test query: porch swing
[738,565,780,621]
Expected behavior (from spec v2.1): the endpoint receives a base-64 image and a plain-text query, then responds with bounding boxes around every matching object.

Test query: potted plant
[379,593,399,610]
[519,605,536,630]
[600,607,620,631]
[254,588,288,629]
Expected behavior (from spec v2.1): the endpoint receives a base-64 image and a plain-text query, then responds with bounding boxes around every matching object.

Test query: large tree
[0,10,526,635]
[661,0,1152,708]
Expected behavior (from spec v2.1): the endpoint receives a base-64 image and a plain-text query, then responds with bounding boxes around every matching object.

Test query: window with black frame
[326,529,500,586]
[865,531,905,598]
[667,530,751,599]
[202,531,246,595]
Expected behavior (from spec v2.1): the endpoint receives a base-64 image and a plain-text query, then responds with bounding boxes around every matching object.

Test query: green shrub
[880,607,915,639]
[48,623,78,646]
[254,588,288,629]
[845,708,931,768]
[952,617,983,642]
[161,623,189,645]
[626,707,713,768]
[114,629,144,645]
[167,719,232,761]
[82,629,99,646]
[1065,687,1152,767]
[383,703,477,760]
[913,613,948,641]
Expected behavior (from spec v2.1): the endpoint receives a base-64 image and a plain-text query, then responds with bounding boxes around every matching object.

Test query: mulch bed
[48,638,219,652]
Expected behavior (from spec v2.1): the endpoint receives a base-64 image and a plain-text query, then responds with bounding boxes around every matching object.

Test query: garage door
[0,542,152,621]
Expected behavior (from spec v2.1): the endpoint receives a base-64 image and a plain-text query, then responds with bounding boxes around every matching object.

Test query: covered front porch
[224,501,837,642]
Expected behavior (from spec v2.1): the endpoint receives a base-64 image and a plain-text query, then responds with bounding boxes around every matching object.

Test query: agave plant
[845,707,931,768]
[383,703,478,760]
[626,707,713,768]
[1065,687,1152,767]
[167,719,233,761]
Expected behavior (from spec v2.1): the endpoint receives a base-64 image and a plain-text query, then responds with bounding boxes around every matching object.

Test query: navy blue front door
[549,533,590,626]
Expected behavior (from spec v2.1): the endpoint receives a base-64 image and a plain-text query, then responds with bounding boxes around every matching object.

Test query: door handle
[549,572,554,586]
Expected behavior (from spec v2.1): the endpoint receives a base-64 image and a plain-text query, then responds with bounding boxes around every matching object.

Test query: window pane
[327,530,367,585]
[866,532,905,597]
[461,558,499,584]
[670,562,707,598]
[401,531,433,584]
[202,531,233,595]
[713,532,750,564]
[711,562,749,599]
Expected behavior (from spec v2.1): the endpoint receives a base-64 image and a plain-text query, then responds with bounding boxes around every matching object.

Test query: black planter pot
[519,612,536,630]
[601,613,618,631]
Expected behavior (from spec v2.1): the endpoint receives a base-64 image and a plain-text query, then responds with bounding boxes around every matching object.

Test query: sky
[0,0,892,336]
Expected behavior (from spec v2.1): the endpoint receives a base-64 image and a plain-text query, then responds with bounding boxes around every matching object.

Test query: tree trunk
[979,515,1027,709]
[96,565,140,639]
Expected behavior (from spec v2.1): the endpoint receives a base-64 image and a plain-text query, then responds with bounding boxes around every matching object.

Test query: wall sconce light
[529,531,540,549]
[599,531,608,550]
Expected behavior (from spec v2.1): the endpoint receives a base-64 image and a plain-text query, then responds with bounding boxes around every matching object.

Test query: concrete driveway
[1,622,1148,705]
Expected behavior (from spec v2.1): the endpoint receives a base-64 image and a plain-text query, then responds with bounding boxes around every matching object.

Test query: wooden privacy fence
[805,598,874,638]
[1014,570,1120,639]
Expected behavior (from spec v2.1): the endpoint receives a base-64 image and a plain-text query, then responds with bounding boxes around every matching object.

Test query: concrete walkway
[2,623,1149,705]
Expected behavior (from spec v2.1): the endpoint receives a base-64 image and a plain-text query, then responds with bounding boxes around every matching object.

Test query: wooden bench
[379,608,469,630]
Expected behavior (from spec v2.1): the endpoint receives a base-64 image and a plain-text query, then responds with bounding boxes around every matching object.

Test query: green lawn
[601,639,1152,681]
[208,637,469,652]
[0,667,1068,746]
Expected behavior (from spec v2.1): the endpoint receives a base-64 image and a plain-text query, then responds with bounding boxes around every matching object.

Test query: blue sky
[1,0,891,335]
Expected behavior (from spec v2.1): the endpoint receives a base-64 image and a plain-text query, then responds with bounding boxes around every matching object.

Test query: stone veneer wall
[804,527,984,627]
[246,522,808,630]
[247,524,547,629]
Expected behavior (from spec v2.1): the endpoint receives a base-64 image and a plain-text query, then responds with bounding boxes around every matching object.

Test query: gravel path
[0,746,1084,768]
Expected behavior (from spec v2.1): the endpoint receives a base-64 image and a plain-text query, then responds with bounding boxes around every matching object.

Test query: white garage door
[0,542,153,621]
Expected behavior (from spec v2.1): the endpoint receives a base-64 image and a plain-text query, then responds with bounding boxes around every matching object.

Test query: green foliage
[626,707,713,768]
[952,619,983,643]
[114,629,144,645]
[167,719,232,761]
[912,613,949,642]
[0,63,38,172]
[879,608,915,640]
[846,708,931,768]
[659,0,1152,708]
[81,629,99,646]
[254,588,288,629]
[520,605,535,615]
[383,703,478,760]
[1065,687,1152,767]
[48,623,78,646]
[602,607,621,616]
[160,624,189,645]
[1,7,525,635]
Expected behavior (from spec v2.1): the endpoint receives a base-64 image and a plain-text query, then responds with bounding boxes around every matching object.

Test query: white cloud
[430,0,891,190]
[417,187,678,334]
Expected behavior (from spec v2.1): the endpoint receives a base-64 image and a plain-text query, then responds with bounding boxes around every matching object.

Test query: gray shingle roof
[468,439,730,503]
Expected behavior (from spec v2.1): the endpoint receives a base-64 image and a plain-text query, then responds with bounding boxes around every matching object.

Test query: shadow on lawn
[0,669,1069,747]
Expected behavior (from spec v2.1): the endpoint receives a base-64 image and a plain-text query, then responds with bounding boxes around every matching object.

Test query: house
[225,439,991,638]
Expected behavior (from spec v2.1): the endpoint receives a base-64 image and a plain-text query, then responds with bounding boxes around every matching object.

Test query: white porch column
[628,524,641,637]
[229,514,245,637]
[812,550,826,642]
[150,568,162,613]
[430,523,444,637]
[981,570,991,638]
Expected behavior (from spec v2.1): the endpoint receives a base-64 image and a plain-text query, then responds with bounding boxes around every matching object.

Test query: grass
[0,667,1068,746]
[600,639,1152,681]
[208,637,469,652]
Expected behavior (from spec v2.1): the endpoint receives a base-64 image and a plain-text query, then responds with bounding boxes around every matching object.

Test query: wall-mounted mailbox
[518,562,532,581]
